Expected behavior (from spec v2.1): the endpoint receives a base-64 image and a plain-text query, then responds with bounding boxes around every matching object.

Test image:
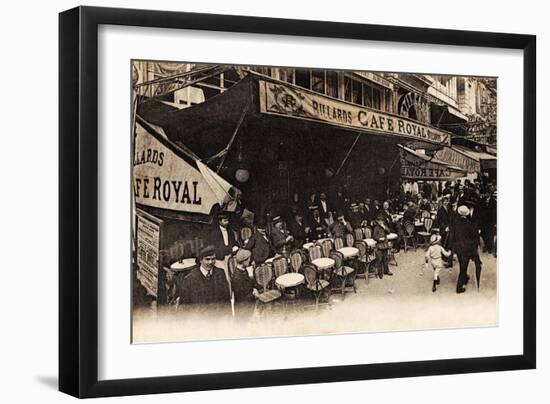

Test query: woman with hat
[425,234,452,292]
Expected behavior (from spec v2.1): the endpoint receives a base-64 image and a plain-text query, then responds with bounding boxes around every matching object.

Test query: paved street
[133,247,497,343]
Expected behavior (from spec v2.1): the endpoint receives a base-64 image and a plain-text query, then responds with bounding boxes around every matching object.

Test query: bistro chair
[353,228,364,242]
[303,263,331,309]
[253,264,282,310]
[289,249,305,273]
[417,217,434,248]
[330,250,356,296]
[272,256,289,278]
[354,240,369,282]
[403,221,417,252]
[363,226,373,240]
[334,237,345,250]
[308,245,323,263]
[345,233,355,247]
[240,226,253,246]
[319,239,333,258]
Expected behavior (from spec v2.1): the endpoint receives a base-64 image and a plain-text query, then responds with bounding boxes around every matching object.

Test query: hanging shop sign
[259,80,451,146]
[133,122,238,215]
[399,145,466,180]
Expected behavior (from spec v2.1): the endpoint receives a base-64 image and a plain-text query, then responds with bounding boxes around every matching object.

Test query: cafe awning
[433,145,497,173]
[137,73,453,155]
[398,144,466,181]
[133,117,240,222]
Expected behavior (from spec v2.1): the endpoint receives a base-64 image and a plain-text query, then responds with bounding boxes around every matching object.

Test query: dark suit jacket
[434,206,452,232]
[175,265,230,305]
[244,232,273,264]
[449,216,479,256]
[288,217,307,243]
[372,224,390,250]
[204,225,237,260]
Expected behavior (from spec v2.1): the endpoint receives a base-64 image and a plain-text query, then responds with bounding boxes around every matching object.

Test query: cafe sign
[399,145,466,180]
[133,122,238,215]
[259,80,451,147]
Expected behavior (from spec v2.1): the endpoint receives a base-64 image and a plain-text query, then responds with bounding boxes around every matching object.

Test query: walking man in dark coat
[450,205,482,293]
[175,245,230,308]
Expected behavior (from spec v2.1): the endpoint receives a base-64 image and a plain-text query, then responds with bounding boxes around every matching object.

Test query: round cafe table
[364,238,377,248]
[302,242,315,250]
[337,246,359,259]
[276,272,305,303]
[170,258,196,271]
[312,257,335,270]
[387,233,398,241]
[276,272,305,288]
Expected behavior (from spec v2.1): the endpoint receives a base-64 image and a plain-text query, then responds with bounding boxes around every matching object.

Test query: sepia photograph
[131,60,498,343]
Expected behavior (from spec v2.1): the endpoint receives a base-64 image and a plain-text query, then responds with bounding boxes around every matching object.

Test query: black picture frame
[59,6,536,398]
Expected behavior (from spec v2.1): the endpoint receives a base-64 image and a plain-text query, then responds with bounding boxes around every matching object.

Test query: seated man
[328,211,353,239]
[287,209,309,247]
[244,219,273,265]
[175,245,230,309]
[270,216,294,254]
[347,202,363,230]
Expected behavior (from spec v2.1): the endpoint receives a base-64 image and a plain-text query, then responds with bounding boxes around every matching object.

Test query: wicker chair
[303,263,331,308]
[289,249,305,273]
[330,250,356,296]
[417,217,434,248]
[403,221,417,252]
[345,233,355,247]
[319,239,333,258]
[354,240,369,282]
[254,264,282,307]
[272,256,289,278]
[308,244,323,262]
[353,228,364,242]
[334,237,345,250]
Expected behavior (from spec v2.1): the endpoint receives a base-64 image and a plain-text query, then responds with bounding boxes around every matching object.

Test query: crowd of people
[162,177,497,314]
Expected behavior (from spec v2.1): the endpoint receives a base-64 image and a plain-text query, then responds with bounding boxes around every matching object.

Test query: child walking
[425,234,452,292]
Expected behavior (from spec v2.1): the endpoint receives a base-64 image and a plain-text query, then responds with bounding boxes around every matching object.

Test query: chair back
[334,237,345,250]
[354,241,367,258]
[362,226,372,239]
[272,256,289,278]
[289,250,304,273]
[308,245,323,262]
[227,256,237,276]
[303,263,319,287]
[319,239,333,258]
[354,228,364,241]
[329,251,344,271]
[345,233,355,247]
[421,210,431,219]
[254,264,273,290]
[404,221,415,236]
[423,217,434,233]
[240,226,253,243]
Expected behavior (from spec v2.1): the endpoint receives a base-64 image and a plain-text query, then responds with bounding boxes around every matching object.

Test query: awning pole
[335,133,361,176]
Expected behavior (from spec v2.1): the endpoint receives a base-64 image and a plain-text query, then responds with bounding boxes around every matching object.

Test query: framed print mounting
[59,6,536,398]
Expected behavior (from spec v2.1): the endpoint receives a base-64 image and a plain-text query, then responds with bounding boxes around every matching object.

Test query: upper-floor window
[344,75,383,110]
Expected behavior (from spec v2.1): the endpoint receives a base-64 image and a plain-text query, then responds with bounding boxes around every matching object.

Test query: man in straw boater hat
[425,234,452,292]
[244,218,273,265]
[175,245,230,307]
[270,215,294,254]
[449,205,482,294]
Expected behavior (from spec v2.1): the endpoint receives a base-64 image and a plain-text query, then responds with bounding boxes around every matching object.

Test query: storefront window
[295,69,311,89]
[326,71,338,98]
[352,79,362,105]
[279,68,294,84]
[311,70,325,94]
